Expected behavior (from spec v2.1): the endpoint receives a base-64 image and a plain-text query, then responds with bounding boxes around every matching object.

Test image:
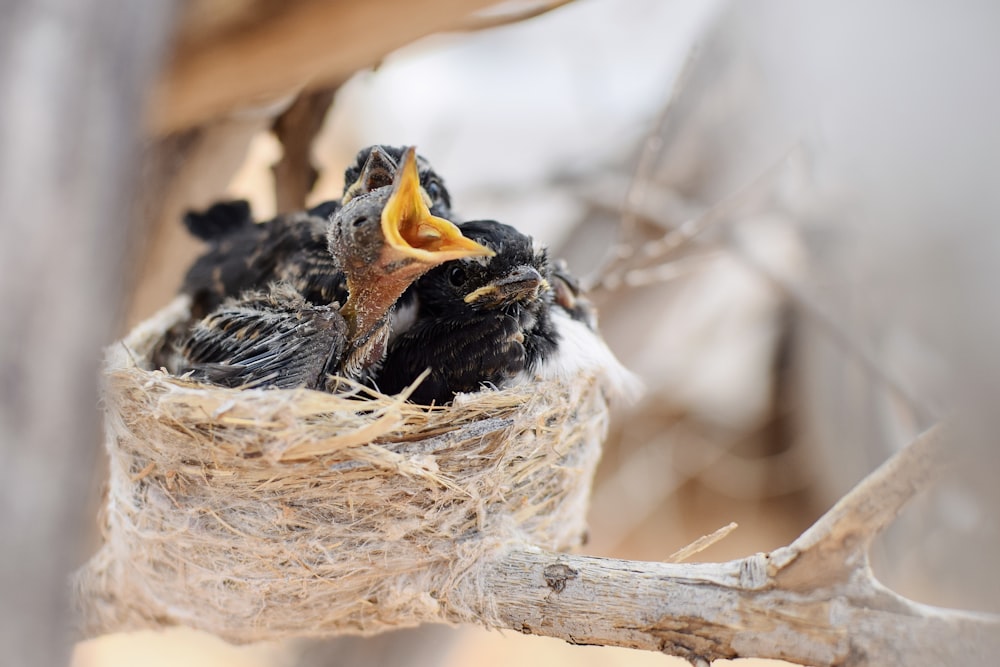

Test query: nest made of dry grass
[76,296,613,643]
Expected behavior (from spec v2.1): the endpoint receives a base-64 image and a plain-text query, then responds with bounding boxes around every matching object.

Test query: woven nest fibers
[75,296,624,643]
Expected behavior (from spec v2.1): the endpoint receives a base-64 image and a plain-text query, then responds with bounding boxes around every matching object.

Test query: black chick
[179,148,492,390]
[181,144,453,318]
[373,220,562,404]
[340,144,452,218]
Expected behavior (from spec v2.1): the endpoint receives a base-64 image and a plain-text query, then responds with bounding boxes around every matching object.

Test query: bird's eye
[426,181,441,200]
[448,265,467,286]
[352,216,368,228]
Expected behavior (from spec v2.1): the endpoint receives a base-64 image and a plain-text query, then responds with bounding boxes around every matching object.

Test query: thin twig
[271,87,338,212]
[775,422,950,574]
[597,251,717,291]
[450,422,1000,666]
[590,148,937,426]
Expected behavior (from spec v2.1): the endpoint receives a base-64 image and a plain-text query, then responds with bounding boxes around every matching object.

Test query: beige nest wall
[79,297,608,643]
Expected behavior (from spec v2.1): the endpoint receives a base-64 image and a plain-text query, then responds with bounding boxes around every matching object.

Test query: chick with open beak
[332,148,494,378]
[179,145,453,318]
[179,148,493,390]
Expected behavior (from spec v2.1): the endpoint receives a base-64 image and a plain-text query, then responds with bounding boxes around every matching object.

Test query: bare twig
[587,149,937,426]
[770,422,950,582]
[596,251,716,291]
[151,0,509,133]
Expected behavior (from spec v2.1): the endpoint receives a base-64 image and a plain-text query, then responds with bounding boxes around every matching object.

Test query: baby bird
[179,148,493,390]
[373,220,560,404]
[181,145,454,317]
[373,221,635,405]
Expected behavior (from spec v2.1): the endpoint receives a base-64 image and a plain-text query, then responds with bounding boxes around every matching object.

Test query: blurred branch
[586,148,794,293]
[585,148,937,426]
[615,46,700,245]
[271,87,339,213]
[455,0,576,32]
[152,0,508,134]
[453,423,999,665]
[138,0,516,317]
[727,232,938,426]
[128,116,273,326]
[0,1,174,665]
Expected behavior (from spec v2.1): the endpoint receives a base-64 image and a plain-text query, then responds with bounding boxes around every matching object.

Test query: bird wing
[182,214,334,317]
[376,313,526,404]
[182,200,253,241]
[180,287,347,390]
[275,242,348,307]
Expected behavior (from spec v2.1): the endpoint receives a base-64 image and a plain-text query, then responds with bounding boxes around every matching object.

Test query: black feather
[181,212,337,319]
[177,161,471,392]
[180,284,348,390]
[182,199,253,241]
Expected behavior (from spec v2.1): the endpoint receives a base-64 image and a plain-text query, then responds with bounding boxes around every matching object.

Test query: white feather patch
[515,308,643,404]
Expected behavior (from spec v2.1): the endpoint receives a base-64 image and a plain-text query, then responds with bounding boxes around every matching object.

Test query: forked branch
[445,423,999,666]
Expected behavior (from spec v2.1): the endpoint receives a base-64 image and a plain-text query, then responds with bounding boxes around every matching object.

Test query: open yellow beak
[381,147,495,264]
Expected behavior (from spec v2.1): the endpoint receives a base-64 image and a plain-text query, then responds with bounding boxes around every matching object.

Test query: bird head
[416,220,554,319]
[341,144,453,217]
[329,147,494,335]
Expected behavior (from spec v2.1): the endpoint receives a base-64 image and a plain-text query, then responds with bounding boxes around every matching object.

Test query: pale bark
[443,424,1000,665]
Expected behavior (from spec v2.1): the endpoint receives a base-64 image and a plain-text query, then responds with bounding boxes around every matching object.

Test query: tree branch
[271,87,338,213]
[453,0,576,32]
[76,337,995,663]
[443,423,998,666]
[770,422,950,584]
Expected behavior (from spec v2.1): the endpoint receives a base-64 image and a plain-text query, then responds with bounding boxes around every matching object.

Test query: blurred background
[2,1,998,666]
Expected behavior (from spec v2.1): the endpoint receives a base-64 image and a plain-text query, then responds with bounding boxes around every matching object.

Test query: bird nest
[76,296,613,643]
